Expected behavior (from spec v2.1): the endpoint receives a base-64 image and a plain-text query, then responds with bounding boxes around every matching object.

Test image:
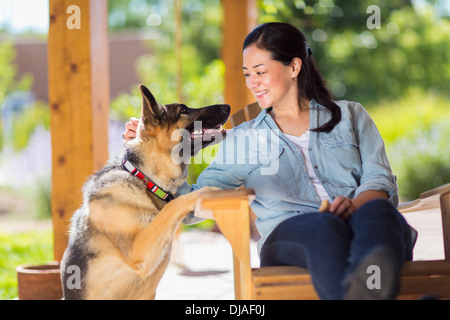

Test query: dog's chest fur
[62,165,172,299]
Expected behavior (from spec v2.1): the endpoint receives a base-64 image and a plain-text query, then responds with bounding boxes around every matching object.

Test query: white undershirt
[284,130,331,201]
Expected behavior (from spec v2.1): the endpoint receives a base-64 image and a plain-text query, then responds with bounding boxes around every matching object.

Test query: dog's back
[61,207,93,300]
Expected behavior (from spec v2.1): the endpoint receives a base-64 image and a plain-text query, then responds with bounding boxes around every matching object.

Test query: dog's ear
[139,84,165,126]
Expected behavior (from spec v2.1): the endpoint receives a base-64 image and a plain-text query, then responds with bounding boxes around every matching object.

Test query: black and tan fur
[60,84,230,299]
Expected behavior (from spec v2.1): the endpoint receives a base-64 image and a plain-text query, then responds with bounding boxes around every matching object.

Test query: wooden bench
[198,102,450,300]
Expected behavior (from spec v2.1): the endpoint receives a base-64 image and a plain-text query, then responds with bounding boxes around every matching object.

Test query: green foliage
[0,41,35,151]
[258,0,450,104]
[367,88,449,143]
[110,0,224,122]
[0,230,53,300]
[389,120,450,200]
[325,6,450,103]
[27,178,52,220]
[0,42,33,107]
[368,90,450,200]
[111,56,225,122]
[10,101,50,150]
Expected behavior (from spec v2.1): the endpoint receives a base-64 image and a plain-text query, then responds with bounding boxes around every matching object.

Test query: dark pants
[260,199,414,300]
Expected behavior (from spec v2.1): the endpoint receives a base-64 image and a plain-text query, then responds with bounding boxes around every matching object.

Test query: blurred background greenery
[0,0,449,299]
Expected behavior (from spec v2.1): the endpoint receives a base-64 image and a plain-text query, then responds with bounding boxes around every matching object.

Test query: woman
[123,22,414,300]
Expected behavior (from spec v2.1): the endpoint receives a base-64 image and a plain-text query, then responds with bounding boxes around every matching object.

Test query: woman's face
[243,44,300,110]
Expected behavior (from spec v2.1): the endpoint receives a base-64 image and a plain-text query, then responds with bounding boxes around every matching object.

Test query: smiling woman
[242,22,341,134]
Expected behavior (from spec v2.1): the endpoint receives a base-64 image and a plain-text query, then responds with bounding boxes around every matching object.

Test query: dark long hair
[243,22,341,133]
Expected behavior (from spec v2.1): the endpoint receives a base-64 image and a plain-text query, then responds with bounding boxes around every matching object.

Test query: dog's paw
[193,187,222,220]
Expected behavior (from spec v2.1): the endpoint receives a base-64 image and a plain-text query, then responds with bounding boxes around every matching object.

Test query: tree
[258,0,450,104]
[108,0,225,122]
[0,41,46,151]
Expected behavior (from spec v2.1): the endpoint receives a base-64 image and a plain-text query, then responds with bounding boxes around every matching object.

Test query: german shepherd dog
[60,84,230,299]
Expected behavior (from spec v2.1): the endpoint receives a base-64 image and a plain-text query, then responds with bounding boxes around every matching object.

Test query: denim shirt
[179,100,398,253]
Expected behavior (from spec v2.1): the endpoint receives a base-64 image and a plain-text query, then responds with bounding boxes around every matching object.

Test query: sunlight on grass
[0,230,53,300]
[366,88,449,144]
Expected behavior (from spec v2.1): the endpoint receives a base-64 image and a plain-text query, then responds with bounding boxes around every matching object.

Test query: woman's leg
[260,212,352,300]
[344,199,414,299]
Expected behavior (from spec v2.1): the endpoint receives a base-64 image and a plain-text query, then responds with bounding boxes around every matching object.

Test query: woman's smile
[255,89,269,97]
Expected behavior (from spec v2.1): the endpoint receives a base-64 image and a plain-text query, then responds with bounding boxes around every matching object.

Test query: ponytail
[300,55,341,133]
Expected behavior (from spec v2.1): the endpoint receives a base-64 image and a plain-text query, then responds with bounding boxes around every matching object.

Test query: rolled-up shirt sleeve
[351,103,398,207]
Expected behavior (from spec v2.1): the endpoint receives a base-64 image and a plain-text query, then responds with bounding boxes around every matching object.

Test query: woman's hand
[122,117,139,141]
[329,195,356,221]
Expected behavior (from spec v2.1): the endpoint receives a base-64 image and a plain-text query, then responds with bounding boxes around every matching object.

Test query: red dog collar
[122,158,174,202]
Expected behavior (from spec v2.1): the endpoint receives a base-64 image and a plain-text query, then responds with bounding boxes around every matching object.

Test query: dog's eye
[180,108,188,114]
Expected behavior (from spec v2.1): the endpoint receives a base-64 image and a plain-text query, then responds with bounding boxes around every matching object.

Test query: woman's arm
[351,103,398,206]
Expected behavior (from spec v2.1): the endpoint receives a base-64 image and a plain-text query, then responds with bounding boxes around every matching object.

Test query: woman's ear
[291,57,302,78]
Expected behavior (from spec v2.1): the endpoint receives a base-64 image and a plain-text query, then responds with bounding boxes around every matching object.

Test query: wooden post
[48,0,110,261]
[222,0,257,126]
[441,192,450,261]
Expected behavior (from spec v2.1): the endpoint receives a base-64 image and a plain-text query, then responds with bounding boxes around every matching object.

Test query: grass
[0,230,53,300]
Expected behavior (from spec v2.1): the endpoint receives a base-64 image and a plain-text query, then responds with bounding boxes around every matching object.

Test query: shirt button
[314,165,318,169]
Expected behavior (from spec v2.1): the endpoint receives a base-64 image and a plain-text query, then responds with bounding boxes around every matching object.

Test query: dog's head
[126,84,230,188]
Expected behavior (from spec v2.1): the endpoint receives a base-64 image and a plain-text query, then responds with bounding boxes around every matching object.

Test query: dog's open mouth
[179,104,230,158]
[184,121,228,157]
[190,124,226,141]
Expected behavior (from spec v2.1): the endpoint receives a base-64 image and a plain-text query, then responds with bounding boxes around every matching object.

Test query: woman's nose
[246,75,258,88]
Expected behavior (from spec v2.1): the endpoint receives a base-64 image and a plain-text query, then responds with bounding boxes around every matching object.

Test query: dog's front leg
[128,187,217,277]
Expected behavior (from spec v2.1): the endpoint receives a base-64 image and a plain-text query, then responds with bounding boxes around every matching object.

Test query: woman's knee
[261,213,351,266]
[351,198,402,224]
[260,240,309,267]
[349,198,414,260]
[266,213,348,243]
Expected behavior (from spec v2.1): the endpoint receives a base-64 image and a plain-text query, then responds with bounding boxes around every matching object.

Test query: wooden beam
[48,0,110,261]
[222,0,257,126]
